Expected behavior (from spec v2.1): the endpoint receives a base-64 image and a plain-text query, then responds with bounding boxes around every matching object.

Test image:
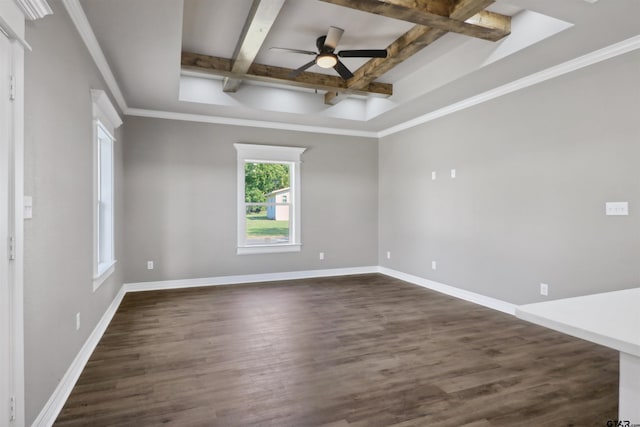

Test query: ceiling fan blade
[270,47,317,55]
[333,60,353,80]
[324,26,344,51]
[338,49,388,58]
[288,60,316,78]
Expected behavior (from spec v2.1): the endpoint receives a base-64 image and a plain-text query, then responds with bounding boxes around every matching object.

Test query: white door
[0,30,13,425]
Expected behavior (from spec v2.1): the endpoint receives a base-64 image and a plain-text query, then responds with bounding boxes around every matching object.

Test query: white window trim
[93,260,116,289]
[234,143,306,255]
[91,89,121,290]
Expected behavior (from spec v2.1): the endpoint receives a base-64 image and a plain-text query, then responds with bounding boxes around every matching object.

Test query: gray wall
[123,117,378,283]
[24,2,125,424]
[379,50,640,305]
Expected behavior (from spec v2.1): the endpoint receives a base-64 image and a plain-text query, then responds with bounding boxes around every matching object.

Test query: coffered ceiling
[77,0,639,135]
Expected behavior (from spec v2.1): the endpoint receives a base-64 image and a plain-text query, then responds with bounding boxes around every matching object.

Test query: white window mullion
[237,156,247,248]
[292,160,302,245]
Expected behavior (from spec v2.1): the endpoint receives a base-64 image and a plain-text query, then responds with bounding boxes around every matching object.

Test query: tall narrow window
[96,123,113,267]
[235,144,306,255]
[91,90,122,290]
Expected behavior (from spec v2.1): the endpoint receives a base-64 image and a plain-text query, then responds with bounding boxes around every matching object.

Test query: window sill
[237,244,301,255]
[93,260,117,291]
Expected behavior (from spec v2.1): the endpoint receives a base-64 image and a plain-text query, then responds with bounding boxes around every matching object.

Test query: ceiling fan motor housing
[317,35,331,53]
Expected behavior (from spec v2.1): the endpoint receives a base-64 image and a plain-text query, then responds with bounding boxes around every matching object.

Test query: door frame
[0,30,24,427]
[1,29,13,427]
[0,1,43,424]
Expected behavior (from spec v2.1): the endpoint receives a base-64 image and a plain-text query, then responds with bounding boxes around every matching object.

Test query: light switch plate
[24,195,33,219]
[606,202,629,216]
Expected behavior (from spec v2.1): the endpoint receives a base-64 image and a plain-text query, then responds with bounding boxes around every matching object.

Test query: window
[234,143,306,255]
[91,90,122,290]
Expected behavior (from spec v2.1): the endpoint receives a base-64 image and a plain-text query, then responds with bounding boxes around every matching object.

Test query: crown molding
[61,0,128,113]
[13,0,51,20]
[378,34,640,138]
[63,1,639,139]
[91,89,123,131]
[126,108,379,138]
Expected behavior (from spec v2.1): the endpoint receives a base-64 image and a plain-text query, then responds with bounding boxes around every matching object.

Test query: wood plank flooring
[55,274,618,426]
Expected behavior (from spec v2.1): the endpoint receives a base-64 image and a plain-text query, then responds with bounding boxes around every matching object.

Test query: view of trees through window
[244,162,291,244]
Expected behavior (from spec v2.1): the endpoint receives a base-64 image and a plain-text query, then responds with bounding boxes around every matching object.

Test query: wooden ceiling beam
[450,0,494,18]
[182,51,393,97]
[318,0,510,42]
[325,0,498,104]
[465,10,510,38]
[223,0,286,93]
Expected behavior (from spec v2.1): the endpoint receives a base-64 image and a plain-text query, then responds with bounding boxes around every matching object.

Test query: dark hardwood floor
[55,274,617,426]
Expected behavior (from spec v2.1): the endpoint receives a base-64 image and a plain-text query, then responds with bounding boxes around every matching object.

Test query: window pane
[96,124,114,268]
[97,201,102,262]
[99,135,112,202]
[245,204,290,244]
[98,200,107,263]
[244,162,291,245]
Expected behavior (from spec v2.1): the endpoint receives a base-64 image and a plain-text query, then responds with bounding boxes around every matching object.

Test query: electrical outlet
[540,283,549,296]
[451,169,456,178]
[386,251,391,259]
[319,252,324,260]
[147,261,154,270]
[431,171,437,180]
[76,313,81,330]
[431,261,437,270]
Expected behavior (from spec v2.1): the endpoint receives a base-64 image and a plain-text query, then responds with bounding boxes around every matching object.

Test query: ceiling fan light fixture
[316,53,337,69]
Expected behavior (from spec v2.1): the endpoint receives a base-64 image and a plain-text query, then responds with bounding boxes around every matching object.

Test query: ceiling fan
[271,26,388,80]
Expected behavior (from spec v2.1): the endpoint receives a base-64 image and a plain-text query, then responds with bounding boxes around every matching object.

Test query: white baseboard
[124,266,379,292]
[30,285,127,427]
[32,264,514,426]
[125,266,515,315]
[378,267,516,315]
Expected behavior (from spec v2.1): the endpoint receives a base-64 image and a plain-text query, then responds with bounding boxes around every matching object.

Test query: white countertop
[516,287,640,357]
